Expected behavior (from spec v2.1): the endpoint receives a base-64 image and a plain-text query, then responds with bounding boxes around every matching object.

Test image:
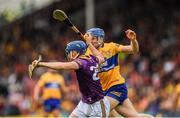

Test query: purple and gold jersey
[74,55,104,104]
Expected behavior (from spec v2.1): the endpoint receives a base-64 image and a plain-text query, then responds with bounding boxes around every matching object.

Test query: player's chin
[92,43,99,48]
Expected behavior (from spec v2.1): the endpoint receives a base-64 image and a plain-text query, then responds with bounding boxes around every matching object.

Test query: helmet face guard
[86,28,105,47]
[65,51,79,61]
[97,36,103,45]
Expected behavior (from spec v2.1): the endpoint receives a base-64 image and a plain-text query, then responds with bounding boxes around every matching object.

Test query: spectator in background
[33,69,67,117]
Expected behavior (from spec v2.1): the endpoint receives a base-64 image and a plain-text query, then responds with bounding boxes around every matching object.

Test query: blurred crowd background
[0,0,179,117]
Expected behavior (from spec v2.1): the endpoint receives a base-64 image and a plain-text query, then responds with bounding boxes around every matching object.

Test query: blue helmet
[65,40,87,55]
[86,28,105,39]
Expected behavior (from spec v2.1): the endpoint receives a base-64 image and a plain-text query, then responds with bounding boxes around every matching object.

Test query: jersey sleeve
[37,76,45,88]
[60,75,65,85]
[57,75,65,88]
[111,42,123,53]
[74,58,87,69]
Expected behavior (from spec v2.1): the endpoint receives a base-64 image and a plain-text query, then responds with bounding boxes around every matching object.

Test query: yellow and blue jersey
[86,42,125,91]
[37,72,65,100]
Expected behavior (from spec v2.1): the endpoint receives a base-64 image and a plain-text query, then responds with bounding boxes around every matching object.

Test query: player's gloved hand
[125,29,136,40]
[28,55,42,79]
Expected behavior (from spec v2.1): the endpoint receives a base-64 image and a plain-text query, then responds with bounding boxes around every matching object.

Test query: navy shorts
[104,84,128,104]
[43,98,61,112]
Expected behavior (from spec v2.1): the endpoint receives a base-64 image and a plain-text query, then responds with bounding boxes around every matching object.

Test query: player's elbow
[133,48,139,54]
[131,45,139,54]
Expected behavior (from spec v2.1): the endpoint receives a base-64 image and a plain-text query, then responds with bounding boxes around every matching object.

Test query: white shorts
[72,97,110,117]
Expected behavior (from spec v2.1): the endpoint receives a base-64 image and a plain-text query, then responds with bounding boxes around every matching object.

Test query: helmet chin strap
[97,37,104,48]
[72,53,80,60]
[69,51,80,60]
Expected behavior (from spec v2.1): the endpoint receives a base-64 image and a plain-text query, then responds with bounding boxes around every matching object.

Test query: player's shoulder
[40,72,53,79]
[54,72,64,78]
[40,72,50,77]
[55,74,65,83]
[103,42,116,48]
[104,42,115,46]
[78,55,97,64]
[78,55,91,60]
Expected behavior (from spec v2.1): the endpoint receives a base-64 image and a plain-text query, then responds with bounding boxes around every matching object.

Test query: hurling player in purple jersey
[30,37,110,117]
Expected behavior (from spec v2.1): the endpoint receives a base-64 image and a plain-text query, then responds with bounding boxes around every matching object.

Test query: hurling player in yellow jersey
[85,28,153,118]
[34,69,67,117]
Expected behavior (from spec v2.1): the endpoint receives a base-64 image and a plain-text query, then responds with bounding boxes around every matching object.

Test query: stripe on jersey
[99,54,118,73]
[44,82,60,88]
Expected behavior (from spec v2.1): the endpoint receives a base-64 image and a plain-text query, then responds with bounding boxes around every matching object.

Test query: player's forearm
[130,39,139,53]
[88,43,105,63]
[38,61,79,70]
[38,62,66,70]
